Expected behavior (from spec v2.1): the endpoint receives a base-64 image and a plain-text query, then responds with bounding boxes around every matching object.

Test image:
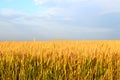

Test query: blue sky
[0,0,120,41]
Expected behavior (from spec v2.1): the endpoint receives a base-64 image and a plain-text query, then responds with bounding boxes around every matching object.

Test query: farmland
[0,40,120,80]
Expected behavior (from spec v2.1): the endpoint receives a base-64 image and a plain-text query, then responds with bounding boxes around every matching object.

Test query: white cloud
[34,0,88,5]
[0,1,119,40]
[0,8,15,17]
[40,7,63,17]
[94,0,120,13]
[0,8,28,17]
[34,0,48,5]
[0,9,117,40]
[34,0,120,14]
[38,7,73,21]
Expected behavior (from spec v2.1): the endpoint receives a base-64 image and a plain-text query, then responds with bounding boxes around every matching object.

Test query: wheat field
[0,40,120,80]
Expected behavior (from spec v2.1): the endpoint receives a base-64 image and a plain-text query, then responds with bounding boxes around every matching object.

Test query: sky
[0,0,120,41]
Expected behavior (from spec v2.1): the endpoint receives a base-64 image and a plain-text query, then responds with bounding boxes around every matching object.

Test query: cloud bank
[0,0,120,40]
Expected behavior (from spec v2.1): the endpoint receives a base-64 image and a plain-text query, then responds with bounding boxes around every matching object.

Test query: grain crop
[0,40,120,80]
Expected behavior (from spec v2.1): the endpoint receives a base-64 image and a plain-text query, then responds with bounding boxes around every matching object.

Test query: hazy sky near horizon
[0,0,120,41]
